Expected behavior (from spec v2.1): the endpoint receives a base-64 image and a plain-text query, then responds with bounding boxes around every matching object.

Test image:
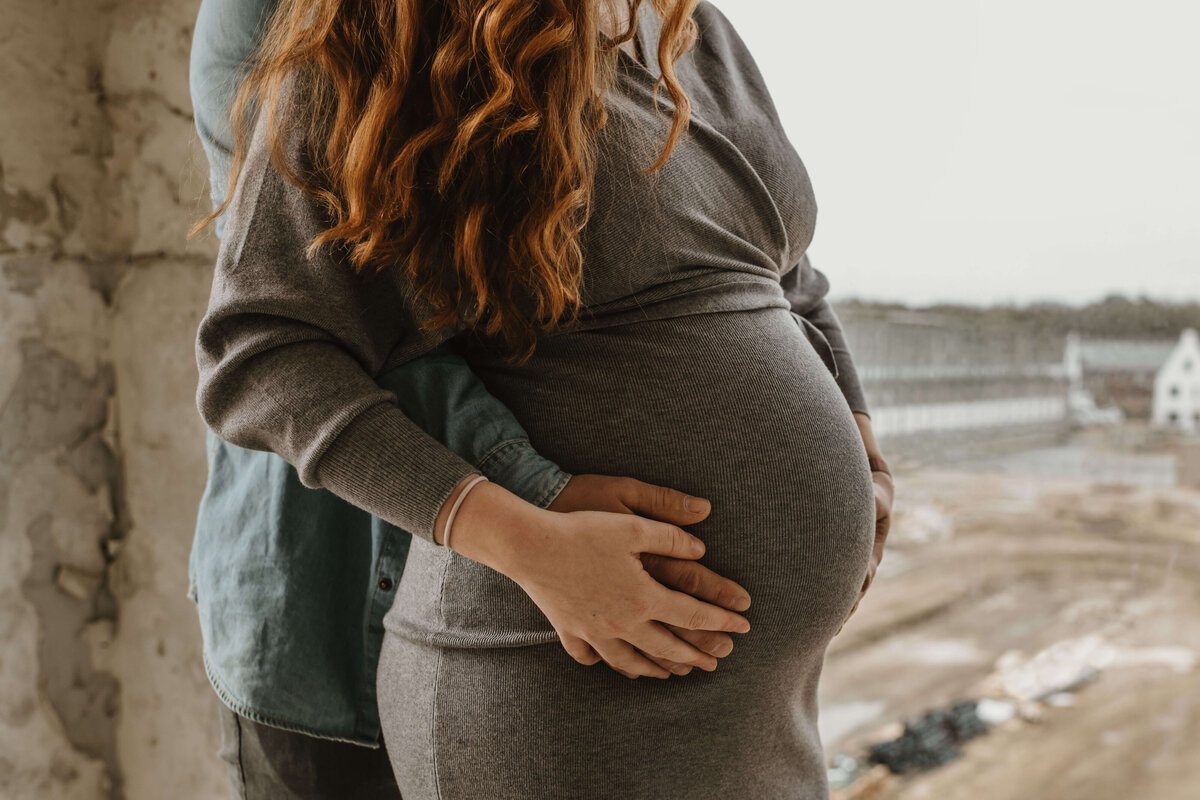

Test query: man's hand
[548,475,751,678]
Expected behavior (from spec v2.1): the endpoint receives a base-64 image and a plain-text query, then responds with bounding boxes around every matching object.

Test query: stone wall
[1,1,226,797]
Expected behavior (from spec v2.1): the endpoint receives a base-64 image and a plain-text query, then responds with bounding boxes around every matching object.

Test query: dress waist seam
[552,275,791,336]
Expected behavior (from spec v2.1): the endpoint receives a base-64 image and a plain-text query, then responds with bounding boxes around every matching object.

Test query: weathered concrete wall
[1,1,226,797]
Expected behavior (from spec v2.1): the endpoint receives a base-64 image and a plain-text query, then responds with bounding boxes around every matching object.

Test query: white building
[1063,330,1124,426]
[1152,328,1200,433]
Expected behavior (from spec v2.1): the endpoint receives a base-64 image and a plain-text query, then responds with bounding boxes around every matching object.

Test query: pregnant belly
[385,307,876,659]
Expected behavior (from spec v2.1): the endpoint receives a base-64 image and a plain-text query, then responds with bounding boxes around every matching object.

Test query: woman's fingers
[586,629,732,676]
[565,626,729,676]
[628,621,719,670]
[559,631,603,666]
[592,648,639,679]
[655,586,752,634]
[593,639,671,679]
[559,629,640,678]
[517,511,752,681]
[605,648,677,679]
[611,664,640,679]
[638,650,694,676]
[663,624,735,659]
[632,627,735,675]
[564,627,731,677]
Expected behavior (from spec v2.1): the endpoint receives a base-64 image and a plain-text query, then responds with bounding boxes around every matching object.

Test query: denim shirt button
[377,577,393,592]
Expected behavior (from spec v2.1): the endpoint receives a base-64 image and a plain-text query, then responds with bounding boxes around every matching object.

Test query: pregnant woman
[189,2,783,796]
[195,0,895,797]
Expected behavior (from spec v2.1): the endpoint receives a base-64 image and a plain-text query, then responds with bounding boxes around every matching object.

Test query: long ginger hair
[193,0,700,363]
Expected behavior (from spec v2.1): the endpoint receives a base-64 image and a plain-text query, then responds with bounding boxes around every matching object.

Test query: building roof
[1077,339,1177,373]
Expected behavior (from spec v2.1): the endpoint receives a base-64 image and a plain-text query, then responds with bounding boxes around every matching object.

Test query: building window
[1168,411,1178,423]
[1170,385,1180,397]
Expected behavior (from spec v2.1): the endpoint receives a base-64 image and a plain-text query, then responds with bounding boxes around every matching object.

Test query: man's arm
[189,0,570,511]
[377,345,569,509]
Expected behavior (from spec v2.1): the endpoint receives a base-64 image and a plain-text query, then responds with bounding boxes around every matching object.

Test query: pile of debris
[827,698,1016,799]
[866,700,988,773]
[828,634,1146,799]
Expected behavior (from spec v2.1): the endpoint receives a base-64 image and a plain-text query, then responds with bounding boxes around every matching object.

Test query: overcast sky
[724,0,1199,307]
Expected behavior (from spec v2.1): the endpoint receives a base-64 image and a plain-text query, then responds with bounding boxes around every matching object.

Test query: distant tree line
[840,293,1200,339]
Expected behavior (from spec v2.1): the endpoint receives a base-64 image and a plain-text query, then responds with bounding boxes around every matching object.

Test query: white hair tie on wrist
[443,474,489,552]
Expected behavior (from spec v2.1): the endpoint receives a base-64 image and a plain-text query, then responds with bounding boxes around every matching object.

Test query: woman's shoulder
[694,0,732,28]
[220,71,335,245]
[689,2,773,92]
[692,1,751,55]
[687,2,787,125]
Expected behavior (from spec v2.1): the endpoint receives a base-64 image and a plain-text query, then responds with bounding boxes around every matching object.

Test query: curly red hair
[193,0,700,362]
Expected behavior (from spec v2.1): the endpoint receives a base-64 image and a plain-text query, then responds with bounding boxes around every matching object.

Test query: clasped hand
[447,474,752,680]
[539,475,752,679]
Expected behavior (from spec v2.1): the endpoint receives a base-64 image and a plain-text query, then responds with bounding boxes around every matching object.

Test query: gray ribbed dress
[194,2,876,798]
[376,4,876,799]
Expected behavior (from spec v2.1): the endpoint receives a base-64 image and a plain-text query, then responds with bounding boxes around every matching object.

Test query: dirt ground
[821,423,1200,800]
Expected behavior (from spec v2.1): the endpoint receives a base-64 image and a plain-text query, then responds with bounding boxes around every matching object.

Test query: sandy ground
[820,424,1200,800]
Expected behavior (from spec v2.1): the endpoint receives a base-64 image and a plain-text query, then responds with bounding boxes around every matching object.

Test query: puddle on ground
[888,637,985,665]
[819,700,887,744]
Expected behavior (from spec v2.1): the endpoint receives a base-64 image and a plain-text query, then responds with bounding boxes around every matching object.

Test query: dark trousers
[213,692,404,799]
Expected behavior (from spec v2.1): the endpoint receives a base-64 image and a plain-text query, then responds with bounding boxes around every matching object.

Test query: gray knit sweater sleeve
[194,101,478,544]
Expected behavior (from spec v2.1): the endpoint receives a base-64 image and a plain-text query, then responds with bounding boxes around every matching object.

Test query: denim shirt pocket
[789,311,839,380]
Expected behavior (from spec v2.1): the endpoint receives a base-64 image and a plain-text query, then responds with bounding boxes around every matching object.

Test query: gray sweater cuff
[311,403,480,543]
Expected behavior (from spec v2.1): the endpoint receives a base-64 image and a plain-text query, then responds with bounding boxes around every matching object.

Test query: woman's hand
[548,475,751,678]
[445,479,752,679]
[505,510,752,679]
[838,467,894,634]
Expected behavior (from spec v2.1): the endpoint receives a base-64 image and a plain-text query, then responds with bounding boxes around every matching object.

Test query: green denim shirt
[187,0,569,748]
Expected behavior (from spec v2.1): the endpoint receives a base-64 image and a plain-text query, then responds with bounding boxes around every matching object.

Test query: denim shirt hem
[201,645,382,748]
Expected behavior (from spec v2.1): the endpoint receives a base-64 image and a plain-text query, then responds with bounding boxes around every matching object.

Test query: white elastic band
[443,474,489,551]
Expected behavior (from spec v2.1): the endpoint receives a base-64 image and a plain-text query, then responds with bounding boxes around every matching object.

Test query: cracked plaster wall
[2,1,229,797]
